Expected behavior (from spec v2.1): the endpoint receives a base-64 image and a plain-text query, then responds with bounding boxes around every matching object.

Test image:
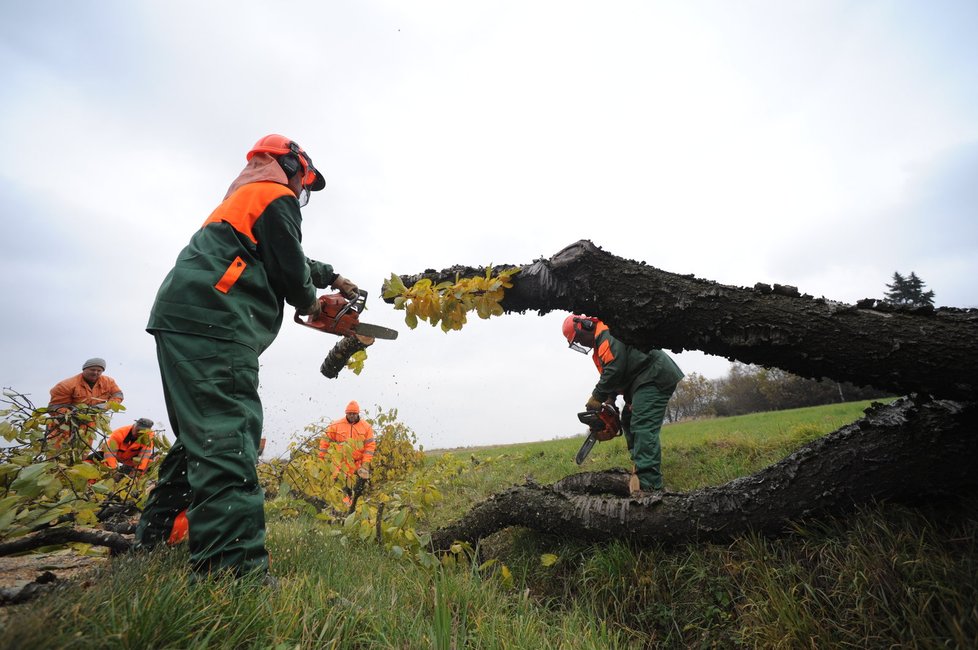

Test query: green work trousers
[623,383,675,490]
[135,332,268,576]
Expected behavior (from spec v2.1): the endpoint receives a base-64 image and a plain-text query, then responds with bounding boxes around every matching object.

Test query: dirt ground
[0,548,112,609]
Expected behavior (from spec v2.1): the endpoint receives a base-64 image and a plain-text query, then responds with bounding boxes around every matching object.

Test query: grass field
[2,399,976,649]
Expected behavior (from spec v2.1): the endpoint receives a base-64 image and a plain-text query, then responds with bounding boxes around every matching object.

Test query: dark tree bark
[385,241,978,548]
[389,240,978,401]
[429,398,978,550]
[320,335,373,379]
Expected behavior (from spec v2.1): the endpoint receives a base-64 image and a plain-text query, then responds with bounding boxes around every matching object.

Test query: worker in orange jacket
[319,401,376,502]
[102,418,155,475]
[47,358,125,446]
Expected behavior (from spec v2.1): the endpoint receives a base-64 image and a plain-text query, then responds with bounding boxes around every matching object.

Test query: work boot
[630,488,664,501]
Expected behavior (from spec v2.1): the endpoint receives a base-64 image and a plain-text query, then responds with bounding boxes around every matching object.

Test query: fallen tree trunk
[429,398,978,549]
[388,241,978,547]
[388,240,978,401]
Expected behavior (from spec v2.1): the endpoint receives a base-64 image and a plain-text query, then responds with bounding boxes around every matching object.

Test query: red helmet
[247,134,326,192]
[562,314,598,353]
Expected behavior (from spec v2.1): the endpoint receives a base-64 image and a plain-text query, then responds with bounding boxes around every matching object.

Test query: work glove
[301,297,323,320]
[331,275,359,299]
[356,466,371,480]
[585,395,602,411]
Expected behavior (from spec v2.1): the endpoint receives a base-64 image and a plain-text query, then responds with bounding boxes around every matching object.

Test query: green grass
[4,398,976,648]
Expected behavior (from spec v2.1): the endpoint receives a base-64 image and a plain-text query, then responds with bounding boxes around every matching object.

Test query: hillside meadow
[2,399,976,649]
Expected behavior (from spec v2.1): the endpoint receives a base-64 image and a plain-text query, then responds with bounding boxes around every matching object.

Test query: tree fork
[387,240,978,401]
[428,398,978,550]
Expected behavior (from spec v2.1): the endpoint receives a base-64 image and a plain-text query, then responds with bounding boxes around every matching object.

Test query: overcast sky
[2,1,976,457]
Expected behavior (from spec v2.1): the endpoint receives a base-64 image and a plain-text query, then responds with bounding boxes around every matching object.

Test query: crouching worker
[319,401,376,506]
[100,418,155,476]
[563,314,683,495]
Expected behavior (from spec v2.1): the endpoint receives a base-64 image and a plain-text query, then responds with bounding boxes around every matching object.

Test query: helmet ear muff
[278,153,301,179]
[575,317,595,333]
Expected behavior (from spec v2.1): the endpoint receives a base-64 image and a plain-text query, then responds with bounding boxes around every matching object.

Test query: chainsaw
[574,403,622,465]
[294,289,398,341]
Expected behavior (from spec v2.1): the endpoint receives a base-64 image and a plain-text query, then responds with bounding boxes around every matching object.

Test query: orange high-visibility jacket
[47,374,125,446]
[318,403,376,476]
[104,424,154,472]
[48,373,124,410]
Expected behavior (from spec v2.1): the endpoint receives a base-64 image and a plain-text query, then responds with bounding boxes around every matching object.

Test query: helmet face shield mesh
[297,149,325,192]
[568,340,590,354]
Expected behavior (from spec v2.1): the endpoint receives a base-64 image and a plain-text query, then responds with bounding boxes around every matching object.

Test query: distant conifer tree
[884,271,935,307]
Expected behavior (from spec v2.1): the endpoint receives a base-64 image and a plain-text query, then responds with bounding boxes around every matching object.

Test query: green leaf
[24,504,70,529]
[358,521,372,541]
[38,474,63,498]
[0,421,16,442]
[382,273,407,299]
[0,464,20,484]
[392,509,408,528]
[0,498,21,532]
[9,462,53,497]
[69,462,101,480]
[75,505,99,527]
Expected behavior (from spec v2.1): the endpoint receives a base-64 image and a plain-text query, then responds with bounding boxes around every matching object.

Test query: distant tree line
[667,363,890,422]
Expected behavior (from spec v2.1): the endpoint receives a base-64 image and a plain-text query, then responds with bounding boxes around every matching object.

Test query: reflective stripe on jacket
[318,418,376,475]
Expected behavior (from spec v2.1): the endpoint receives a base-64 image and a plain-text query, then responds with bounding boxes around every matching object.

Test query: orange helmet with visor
[247,134,325,206]
[562,314,598,354]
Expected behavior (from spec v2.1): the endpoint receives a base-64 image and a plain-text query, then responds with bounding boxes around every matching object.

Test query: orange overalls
[47,373,124,447]
[318,401,376,477]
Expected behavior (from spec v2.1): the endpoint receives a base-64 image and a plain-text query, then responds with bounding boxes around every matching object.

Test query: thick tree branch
[0,527,132,557]
[320,335,373,379]
[387,240,978,401]
[429,398,978,549]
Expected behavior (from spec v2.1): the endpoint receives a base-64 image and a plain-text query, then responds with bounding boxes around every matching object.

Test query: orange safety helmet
[247,134,326,193]
[562,314,598,354]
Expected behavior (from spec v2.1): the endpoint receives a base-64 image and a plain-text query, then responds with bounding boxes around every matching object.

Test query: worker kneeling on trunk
[319,401,376,505]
